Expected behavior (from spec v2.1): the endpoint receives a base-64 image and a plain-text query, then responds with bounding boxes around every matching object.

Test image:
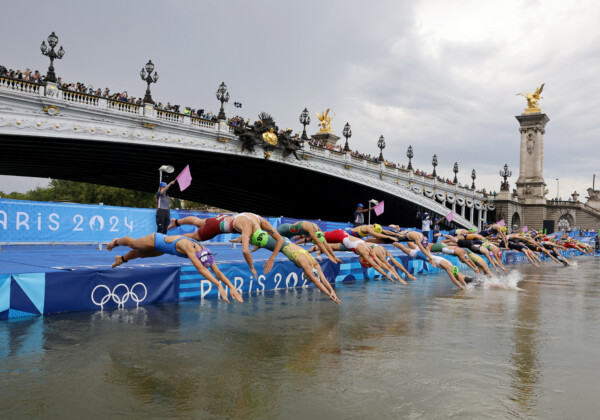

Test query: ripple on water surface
[0,257,599,418]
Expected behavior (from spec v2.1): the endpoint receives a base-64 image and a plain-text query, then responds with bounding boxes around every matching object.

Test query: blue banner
[44,267,179,313]
[0,199,357,244]
[0,199,156,243]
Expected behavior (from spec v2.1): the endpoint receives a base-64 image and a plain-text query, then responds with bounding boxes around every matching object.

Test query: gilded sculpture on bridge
[315,109,335,133]
[233,112,302,160]
[517,83,544,113]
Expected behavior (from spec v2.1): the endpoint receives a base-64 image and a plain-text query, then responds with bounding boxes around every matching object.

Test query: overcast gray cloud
[1,0,599,200]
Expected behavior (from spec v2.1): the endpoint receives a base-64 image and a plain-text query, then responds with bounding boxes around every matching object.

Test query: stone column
[515,113,549,202]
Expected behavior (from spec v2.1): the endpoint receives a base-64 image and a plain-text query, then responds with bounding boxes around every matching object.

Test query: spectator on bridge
[156,180,176,234]
[353,203,372,227]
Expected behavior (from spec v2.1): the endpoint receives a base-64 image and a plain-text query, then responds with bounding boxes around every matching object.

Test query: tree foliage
[0,179,190,209]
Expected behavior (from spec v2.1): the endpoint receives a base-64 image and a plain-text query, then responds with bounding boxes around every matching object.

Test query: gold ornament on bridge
[316,109,335,133]
[517,83,544,113]
[262,128,278,146]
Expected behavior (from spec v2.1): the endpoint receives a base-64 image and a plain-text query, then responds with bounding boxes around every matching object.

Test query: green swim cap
[312,231,325,244]
[469,228,477,233]
[451,266,459,275]
[251,229,268,247]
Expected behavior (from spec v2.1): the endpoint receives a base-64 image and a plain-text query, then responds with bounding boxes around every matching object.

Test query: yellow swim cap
[373,224,382,234]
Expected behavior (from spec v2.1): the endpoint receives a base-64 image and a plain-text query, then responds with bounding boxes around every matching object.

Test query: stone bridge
[0,76,493,228]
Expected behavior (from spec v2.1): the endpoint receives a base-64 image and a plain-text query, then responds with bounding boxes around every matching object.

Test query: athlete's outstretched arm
[262,220,284,274]
[211,263,243,303]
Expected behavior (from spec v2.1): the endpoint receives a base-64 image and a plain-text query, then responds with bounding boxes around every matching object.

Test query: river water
[1,257,599,419]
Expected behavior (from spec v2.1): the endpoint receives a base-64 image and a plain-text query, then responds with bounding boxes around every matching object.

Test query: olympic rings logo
[91,282,147,309]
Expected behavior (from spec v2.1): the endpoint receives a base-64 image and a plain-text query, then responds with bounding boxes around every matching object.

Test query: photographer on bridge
[156,180,176,234]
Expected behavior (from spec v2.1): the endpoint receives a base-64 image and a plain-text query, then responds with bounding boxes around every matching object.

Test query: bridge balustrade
[106,99,141,115]
[156,109,185,123]
[62,90,100,107]
[191,116,216,129]
[0,76,41,95]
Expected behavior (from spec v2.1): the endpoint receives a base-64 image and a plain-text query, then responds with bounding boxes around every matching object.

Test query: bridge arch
[556,210,575,231]
[511,211,522,232]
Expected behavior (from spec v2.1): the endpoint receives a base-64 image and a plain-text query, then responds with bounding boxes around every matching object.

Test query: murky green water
[1,257,599,419]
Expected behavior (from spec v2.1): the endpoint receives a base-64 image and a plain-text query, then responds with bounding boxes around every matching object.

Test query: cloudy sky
[2,0,599,200]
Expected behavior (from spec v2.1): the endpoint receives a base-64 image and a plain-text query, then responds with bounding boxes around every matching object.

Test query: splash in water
[466,270,524,290]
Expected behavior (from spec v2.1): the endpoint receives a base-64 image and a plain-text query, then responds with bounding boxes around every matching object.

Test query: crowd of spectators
[0,67,44,83]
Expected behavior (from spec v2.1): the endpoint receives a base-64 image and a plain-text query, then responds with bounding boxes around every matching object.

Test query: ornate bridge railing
[0,80,492,228]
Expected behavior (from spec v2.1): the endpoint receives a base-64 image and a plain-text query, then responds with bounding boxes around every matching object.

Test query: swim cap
[251,229,268,247]
[501,227,507,232]
[421,236,429,247]
[359,255,372,268]
[159,181,167,187]
[469,228,477,233]
[451,266,459,276]
[373,224,382,234]
[312,231,325,244]
[196,248,214,268]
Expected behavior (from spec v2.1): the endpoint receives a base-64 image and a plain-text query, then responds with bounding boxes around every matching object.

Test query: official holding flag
[156,180,176,234]
[155,165,193,234]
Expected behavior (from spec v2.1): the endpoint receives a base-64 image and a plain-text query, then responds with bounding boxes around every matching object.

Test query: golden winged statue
[517,83,545,112]
[316,108,335,133]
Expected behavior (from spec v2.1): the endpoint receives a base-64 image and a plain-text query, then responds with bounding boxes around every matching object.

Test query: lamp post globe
[453,162,459,184]
[140,60,159,104]
[407,145,414,171]
[40,31,65,83]
[471,169,476,189]
[216,82,230,121]
[299,108,311,140]
[432,154,438,177]
[377,135,386,162]
[342,122,352,152]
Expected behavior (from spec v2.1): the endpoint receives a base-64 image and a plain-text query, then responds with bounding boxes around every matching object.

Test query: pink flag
[497,219,506,227]
[374,201,384,216]
[522,226,528,233]
[446,211,454,222]
[176,165,192,191]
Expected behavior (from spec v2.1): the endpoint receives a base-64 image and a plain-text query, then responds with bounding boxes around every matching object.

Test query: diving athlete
[168,213,284,279]
[107,233,243,303]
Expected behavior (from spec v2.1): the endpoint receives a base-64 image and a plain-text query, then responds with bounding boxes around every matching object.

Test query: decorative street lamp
[453,162,459,184]
[377,135,386,162]
[140,60,159,104]
[407,145,414,171]
[299,108,311,140]
[342,122,352,152]
[40,32,65,83]
[471,169,476,189]
[432,154,438,177]
[499,163,512,191]
[216,82,230,120]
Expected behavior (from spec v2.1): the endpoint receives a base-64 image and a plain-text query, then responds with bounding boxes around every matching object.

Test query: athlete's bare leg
[108,234,156,252]
[388,254,414,282]
[167,216,206,231]
[112,249,163,268]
